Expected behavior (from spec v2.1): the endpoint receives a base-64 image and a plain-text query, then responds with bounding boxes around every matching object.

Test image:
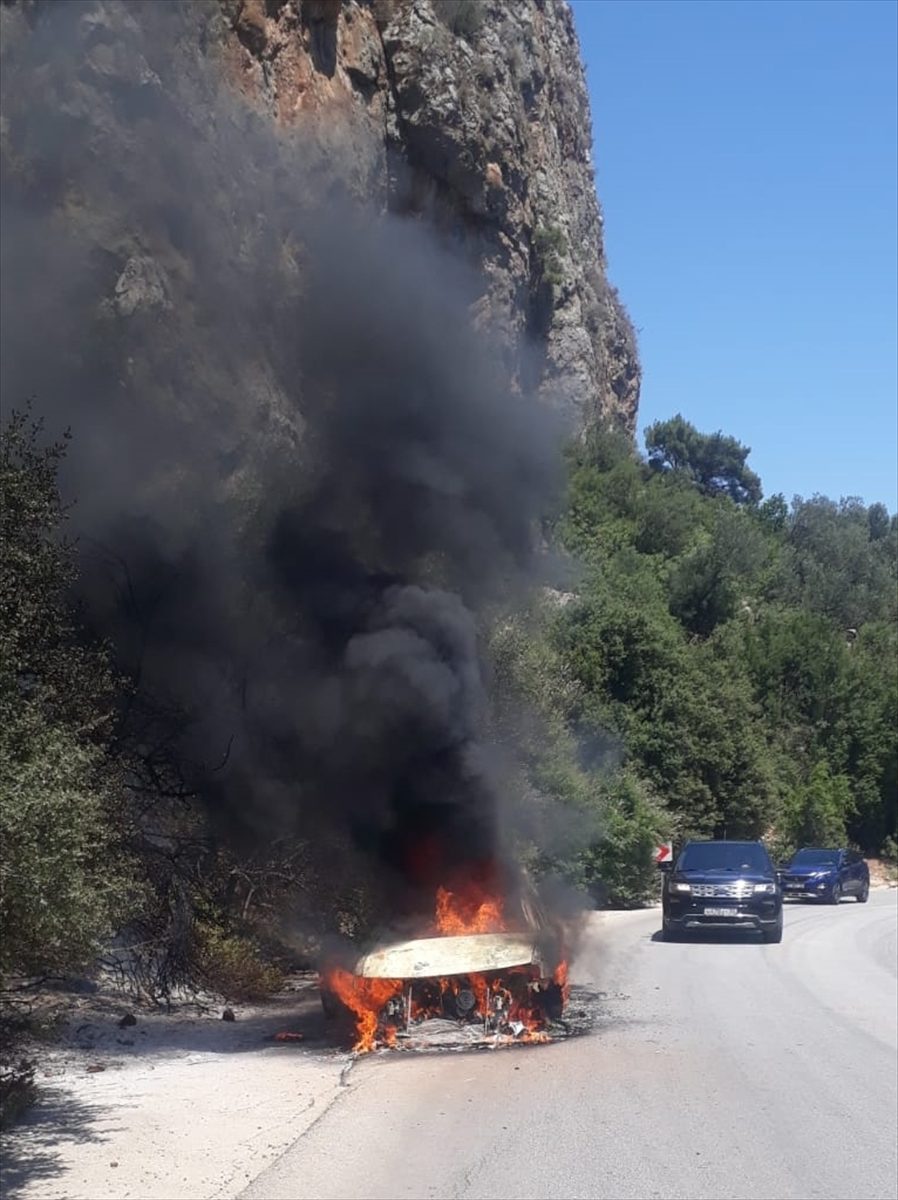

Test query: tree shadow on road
[0,1088,121,1200]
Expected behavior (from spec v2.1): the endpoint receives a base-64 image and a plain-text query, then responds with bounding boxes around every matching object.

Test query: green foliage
[775,495,897,628]
[577,771,666,908]
[549,414,896,866]
[0,716,133,976]
[194,921,284,1002]
[0,408,135,978]
[666,506,767,636]
[533,224,568,288]
[780,762,853,854]
[645,412,762,505]
[487,607,668,907]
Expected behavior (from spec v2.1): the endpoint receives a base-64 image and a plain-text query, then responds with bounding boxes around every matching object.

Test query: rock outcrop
[0,0,638,446]
[221,0,639,430]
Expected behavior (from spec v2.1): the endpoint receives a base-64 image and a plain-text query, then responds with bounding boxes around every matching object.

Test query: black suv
[661,840,783,943]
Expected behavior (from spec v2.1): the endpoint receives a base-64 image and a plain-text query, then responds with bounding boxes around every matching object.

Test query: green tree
[776,495,897,627]
[633,473,705,558]
[781,762,853,852]
[835,621,898,850]
[666,505,767,636]
[0,409,134,976]
[645,413,762,505]
[576,771,667,908]
[555,418,896,860]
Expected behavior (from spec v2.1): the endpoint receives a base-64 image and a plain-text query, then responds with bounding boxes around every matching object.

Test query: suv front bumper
[664,897,781,931]
[781,877,834,899]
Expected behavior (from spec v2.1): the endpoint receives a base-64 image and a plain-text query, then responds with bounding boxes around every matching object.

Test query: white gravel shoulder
[1,985,348,1200]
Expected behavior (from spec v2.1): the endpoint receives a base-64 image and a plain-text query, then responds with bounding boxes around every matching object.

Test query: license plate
[786,883,802,889]
[703,907,736,917]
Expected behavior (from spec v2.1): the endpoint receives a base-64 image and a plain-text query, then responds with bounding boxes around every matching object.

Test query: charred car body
[320,881,570,1051]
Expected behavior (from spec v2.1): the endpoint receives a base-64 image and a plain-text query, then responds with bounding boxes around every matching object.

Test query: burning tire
[534,980,565,1022]
[319,981,352,1023]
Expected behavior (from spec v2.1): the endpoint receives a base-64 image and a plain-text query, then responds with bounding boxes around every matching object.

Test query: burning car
[320,881,570,1052]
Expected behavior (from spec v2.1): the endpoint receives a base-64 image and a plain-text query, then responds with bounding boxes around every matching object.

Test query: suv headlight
[671,882,691,893]
[754,883,776,894]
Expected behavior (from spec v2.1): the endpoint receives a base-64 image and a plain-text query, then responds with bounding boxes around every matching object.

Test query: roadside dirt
[0,976,351,1200]
[868,858,898,888]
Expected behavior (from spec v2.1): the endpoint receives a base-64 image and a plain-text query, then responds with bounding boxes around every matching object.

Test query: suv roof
[675,840,774,874]
[678,840,770,853]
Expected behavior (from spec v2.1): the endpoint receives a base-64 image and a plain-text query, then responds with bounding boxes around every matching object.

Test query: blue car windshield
[677,843,771,873]
[790,849,839,867]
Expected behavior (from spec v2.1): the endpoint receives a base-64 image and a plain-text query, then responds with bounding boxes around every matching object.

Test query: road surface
[242,891,898,1200]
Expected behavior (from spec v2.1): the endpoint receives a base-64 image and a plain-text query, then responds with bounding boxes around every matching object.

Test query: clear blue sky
[570,0,897,508]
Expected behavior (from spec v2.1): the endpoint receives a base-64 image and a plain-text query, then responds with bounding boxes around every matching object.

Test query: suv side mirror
[657,860,673,873]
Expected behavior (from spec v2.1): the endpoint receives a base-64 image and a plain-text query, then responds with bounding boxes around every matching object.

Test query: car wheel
[857,881,870,903]
[661,918,679,942]
[762,917,783,944]
[828,883,842,905]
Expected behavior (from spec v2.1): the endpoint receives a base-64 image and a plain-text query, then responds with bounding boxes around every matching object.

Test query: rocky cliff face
[0,0,638,438]
[222,0,639,430]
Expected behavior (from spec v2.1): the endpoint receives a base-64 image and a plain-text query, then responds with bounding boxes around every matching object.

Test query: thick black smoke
[1,0,573,931]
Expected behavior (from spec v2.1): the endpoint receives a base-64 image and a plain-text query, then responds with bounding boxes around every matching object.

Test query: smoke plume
[1,0,579,937]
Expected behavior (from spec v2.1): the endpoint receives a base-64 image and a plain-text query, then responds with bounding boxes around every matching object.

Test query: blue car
[779,847,870,904]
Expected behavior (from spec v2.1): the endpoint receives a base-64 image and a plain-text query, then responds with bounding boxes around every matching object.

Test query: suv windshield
[677,842,771,874]
[789,849,839,867]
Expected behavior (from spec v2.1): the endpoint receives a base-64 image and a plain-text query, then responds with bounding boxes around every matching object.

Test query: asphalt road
[242,891,898,1200]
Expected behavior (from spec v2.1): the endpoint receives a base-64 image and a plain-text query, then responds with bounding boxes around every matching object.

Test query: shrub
[780,762,853,852]
[533,224,568,288]
[0,408,135,979]
[579,771,668,908]
[0,720,135,977]
[195,922,284,1002]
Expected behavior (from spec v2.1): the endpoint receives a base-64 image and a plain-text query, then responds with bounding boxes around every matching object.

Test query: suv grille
[691,881,756,899]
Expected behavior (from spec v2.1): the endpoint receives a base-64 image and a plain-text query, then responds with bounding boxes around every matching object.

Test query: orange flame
[434,883,507,936]
[553,959,570,1003]
[323,967,403,1052]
